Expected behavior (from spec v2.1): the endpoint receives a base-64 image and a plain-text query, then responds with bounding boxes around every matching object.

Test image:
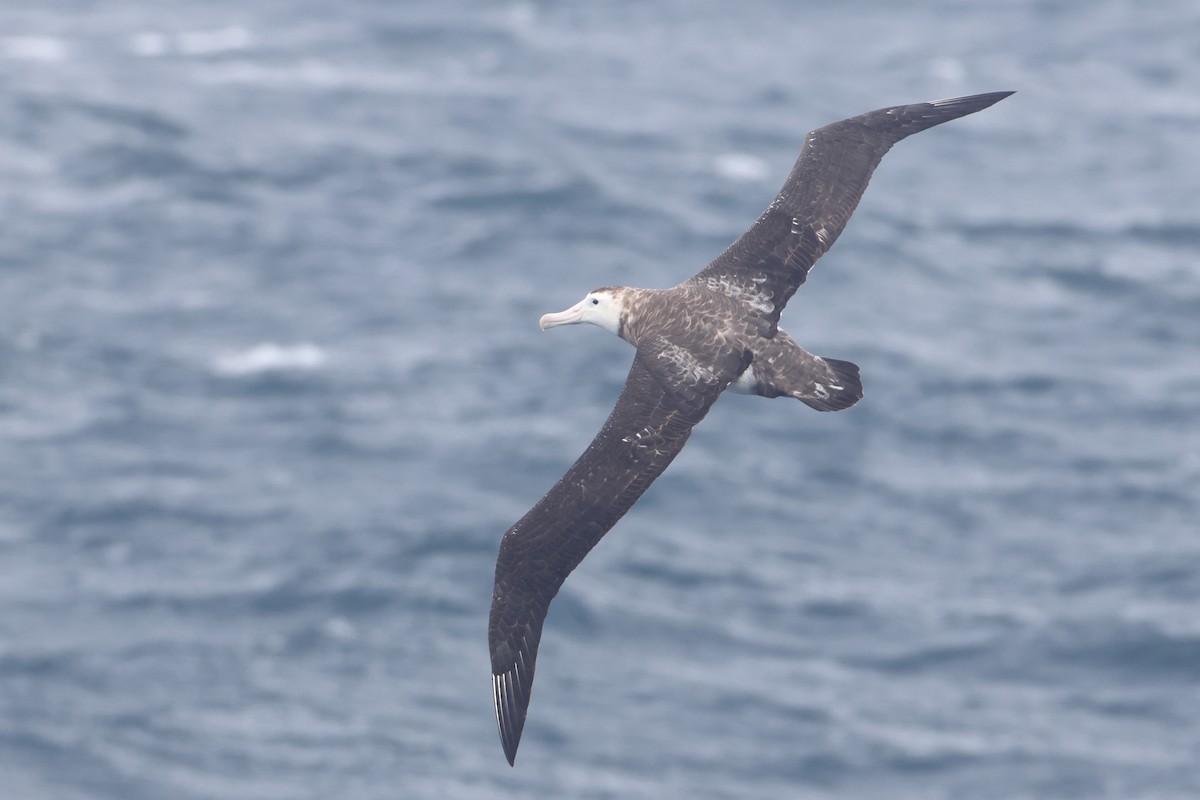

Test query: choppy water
[2,1,1199,798]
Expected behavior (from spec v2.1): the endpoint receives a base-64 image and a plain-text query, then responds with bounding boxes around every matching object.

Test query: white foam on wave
[193,59,421,92]
[214,343,327,377]
[928,56,966,84]
[131,26,253,57]
[321,617,357,641]
[0,35,69,62]
[713,152,769,182]
[178,26,253,55]
[130,32,169,57]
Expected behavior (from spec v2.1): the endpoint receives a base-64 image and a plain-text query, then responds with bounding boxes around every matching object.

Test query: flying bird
[488,91,1013,765]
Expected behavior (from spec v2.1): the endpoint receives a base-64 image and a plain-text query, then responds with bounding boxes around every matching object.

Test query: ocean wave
[0,35,68,62]
[191,60,426,93]
[130,26,253,58]
[712,152,770,182]
[212,343,327,377]
[1044,620,1200,681]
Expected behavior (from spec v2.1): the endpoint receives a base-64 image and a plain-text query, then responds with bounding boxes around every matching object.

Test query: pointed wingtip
[492,667,528,766]
[896,91,1014,134]
[927,90,1015,112]
[490,584,546,766]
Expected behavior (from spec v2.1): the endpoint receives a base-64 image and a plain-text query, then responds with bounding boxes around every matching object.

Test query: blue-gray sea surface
[2,1,1198,798]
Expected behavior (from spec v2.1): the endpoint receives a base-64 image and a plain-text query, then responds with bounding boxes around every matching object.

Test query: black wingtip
[489,587,547,765]
[493,670,524,765]
[858,91,1013,144]
[927,90,1015,114]
[493,646,539,766]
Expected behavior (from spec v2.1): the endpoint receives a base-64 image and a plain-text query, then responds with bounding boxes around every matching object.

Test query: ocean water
[2,1,1198,798]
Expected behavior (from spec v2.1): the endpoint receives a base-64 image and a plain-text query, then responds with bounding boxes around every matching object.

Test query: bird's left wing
[686,91,1013,335]
[489,344,746,765]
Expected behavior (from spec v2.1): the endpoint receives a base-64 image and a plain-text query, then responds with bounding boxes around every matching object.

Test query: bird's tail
[795,357,862,412]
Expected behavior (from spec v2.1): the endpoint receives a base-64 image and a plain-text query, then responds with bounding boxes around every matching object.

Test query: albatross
[488,91,1012,765]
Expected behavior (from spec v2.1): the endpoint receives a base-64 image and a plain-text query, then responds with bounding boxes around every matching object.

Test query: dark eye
[591,298,599,305]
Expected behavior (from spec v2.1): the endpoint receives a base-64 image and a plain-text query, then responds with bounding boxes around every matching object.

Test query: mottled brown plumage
[490,91,1013,765]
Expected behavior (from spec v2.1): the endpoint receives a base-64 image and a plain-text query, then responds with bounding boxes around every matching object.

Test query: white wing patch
[701,273,774,314]
[792,217,831,250]
[655,341,719,385]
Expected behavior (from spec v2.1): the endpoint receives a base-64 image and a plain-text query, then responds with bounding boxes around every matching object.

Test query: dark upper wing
[488,344,746,765]
[687,91,1013,333]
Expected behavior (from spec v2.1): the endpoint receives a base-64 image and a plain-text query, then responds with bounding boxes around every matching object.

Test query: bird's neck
[613,286,663,346]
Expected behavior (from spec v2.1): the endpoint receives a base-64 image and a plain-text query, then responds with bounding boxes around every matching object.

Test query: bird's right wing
[488,344,747,765]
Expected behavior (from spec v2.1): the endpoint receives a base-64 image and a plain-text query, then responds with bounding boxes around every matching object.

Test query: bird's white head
[538,287,626,336]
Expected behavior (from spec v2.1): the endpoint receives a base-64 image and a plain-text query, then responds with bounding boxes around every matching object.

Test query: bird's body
[489,91,1013,765]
